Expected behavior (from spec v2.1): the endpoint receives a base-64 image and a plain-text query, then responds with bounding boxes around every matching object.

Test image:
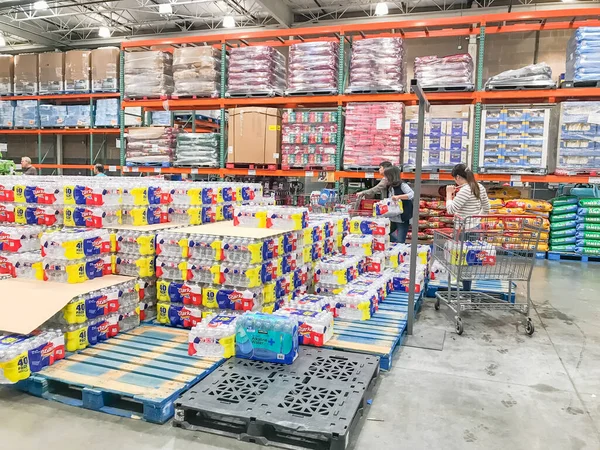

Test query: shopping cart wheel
[525,318,535,336]
[434,298,440,310]
[455,318,464,335]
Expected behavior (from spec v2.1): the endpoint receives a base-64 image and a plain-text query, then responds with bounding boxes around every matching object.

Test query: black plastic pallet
[173,347,380,450]
[286,90,338,97]
[547,251,600,263]
[413,85,475,93]
[226,91,284,98]
[345,88,404,95]
[561,81,600,89]
[485,84,556,91]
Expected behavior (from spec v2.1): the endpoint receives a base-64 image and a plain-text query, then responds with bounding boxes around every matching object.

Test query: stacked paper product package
[226,46,286,97]
[172,47,222,98]
[286,41,339,95]
[414,54,474,90]
[566,27,600,85]
[347,37,405,93]
[556,102,600,175]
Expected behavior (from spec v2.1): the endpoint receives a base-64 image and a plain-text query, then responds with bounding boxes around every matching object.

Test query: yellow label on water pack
[303,245,312,263]
[130,207,149,226]
[156,302,170,324]
[63,206,76,227]
[156,280,170,302]
[65,261,87,283]
[63,185,76,205]
[63,238,85,260]
[63,298,87,324]
[358,301,372,321]
[247,242,262,264]
[215,205,224,222]
[65,326,88,352]
[187,207,203,225]
[110,232,117,253]
[218,334,236,358]
[136,256,155,277]
[13,185,26,204]
[0,351,30,383]
[137,235,155,256]
[187,188,202,206]
[130,187,149,206]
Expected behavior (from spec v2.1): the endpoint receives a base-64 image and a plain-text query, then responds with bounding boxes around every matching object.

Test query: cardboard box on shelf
[0,55,14,95]
[227,107,281,165]
[65,50,91,92]
[39,52,65,94]
[14,53,38,95]
[91,47,120,92]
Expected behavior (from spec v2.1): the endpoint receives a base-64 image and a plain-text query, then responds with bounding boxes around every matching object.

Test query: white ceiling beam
[254,0,293,28]
[0,16,67,46]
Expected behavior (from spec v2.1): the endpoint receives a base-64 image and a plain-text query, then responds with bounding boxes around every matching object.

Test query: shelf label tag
[429,174,440,180]
[588,177,600,184]
[510,175,521,182]
[154,168,161,173]
[131,167,139,173]
[376,118,391,130]
[115,139,121,149]
[0,143,7,152]
[305,171,315,177]
[248,169,256,176]
[108,165,117,172]
[191,168,199,174]
[365,172,375,179]
[122,167,129,173]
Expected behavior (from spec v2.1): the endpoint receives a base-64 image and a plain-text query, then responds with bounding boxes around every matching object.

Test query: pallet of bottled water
[188,314,238,358]
[274,307,334,347]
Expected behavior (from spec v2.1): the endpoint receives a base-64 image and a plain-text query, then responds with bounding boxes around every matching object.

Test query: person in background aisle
[384,165,414,243]
[21,157,37,175]
[445,163,491,290]
[355,161,392,199]
[94,164,107,177]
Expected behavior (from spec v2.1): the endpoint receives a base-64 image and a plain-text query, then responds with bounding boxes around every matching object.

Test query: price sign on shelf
[589,177,600,184]
[365,172,375,179]
[429,174,440,180]
[108,165,117,172]
[131,167,139,173]
[305,171,315,177]
[248,169,256,176]
[510,175,522,182]
[154,168,161,173]
[191,168,199,174]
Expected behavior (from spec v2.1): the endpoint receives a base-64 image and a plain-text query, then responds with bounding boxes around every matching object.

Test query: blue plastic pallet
[16,326,223,424]
[426,278,517,302]
[547,251,600,263]
[325,291,412,371]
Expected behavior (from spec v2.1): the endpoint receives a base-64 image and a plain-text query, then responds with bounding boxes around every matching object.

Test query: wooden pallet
[16,326,223,424]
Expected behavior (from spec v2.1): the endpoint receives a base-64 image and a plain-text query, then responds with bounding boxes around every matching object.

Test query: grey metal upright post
[407,80,430,335]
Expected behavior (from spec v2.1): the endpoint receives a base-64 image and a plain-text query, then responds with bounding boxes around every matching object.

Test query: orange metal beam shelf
[35,164,121,170]
[2,93,119,101]
[0,128,122,135]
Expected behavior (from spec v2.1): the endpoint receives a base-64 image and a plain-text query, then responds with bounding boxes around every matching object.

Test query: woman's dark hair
[383,165,402,187]
[379,161,392,169]
[452,163,480,199]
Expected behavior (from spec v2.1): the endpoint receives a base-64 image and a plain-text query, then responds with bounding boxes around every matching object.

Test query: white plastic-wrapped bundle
[175,133,219,167]
[227,46,286,96]
[485,63,555,90]
[557,101,600,174]
[126,127,178,165]
[566,27,600,84]
[414,54,474,90]
[347,37,405,93]
[95,98,119,127]
[0,101,14,128]
[286,42,338,95]
[14,100,39,129]
[124,51,174,98]
[172,47,221,98]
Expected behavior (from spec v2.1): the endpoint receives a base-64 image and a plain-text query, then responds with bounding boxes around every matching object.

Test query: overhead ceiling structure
[0,0,595,51]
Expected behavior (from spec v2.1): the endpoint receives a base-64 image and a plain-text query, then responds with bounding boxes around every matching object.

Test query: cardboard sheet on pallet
[178,221,294,238]
[110,223,180,232]
[0,275,135,335]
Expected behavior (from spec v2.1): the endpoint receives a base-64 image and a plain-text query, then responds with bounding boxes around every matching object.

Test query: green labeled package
[579,198,600,207]
[552,204,578,214]
[550,220,577,231]
[580,247,600,256]
[550,212,577,222]
[550,227,577,237]
[579,231,600,240]
[577,239,600,248]
[550,196,578,207]
[549,244,576,252]
[579,207,600,217]
[579,223,600,232]
[550,236,576,245]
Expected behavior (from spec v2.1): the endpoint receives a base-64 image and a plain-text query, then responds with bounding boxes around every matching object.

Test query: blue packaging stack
[65,105,91,127]
[566,27,600,85]
[556,101,600,174]
[14,100,39,128]
[0,101,15,128]
[151,111,171,126]
[39,105,67,128]
[95,99,119,127]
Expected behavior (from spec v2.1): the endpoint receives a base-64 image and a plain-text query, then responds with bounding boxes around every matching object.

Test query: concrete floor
[1,260,600,450]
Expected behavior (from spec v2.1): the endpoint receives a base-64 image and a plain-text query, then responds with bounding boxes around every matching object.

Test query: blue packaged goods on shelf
[566,27,600,84]
[235,312,298,364]
[95,98,119,127]
[151,111,171,126]
[39,105,67,128]
[0,101,14,128]
[14,101,39,128]
[557,102,600,174]
[64,105,90,127]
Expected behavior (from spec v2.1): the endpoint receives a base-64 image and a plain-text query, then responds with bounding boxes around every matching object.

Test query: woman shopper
[384,165,414,243]
[445,163,491,290]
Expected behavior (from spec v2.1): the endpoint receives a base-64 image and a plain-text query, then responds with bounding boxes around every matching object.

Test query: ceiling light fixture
[159,3,173,14]
[223,15,236,28]
[0,33,6,47]
[98,26,111,38]
[33,1,49,10]
[374,2,388,16]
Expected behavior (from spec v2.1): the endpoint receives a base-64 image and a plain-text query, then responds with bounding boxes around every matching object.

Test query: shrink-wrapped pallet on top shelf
[38,52,65,94]
[556,102,600,174]
[126,127,178,166]
[479,106,554,174]
[414,54,474,90]
[286,42,339,95]
[0,101,14,128]
[227,46,286,97]
[549,196,579,253]
[403,105,471,170]
[347,37,405,93]
[124,51,174,99]
[95,98,119,127]
[281,109,337,169]
[14,54,38,95]
[566,27,600,85]
[172,47,221,98]
[14,100,39,128]
[64,50,91,92]
[175,133,219,167]
[0,55,14,95]
[91,47,120,92]
[485,63,556,90]
[343,102,403,169]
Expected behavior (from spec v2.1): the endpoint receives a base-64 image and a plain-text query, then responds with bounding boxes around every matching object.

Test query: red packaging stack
[412,197,454,243]
[343,102,404,169]
[281,110,338,169]
[286,42,339,95]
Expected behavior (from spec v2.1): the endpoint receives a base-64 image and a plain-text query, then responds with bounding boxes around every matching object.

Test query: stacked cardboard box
[227,107,281,165]
[91,47,120,92]
[0,55,14,95]
[14,54,38,95]
[65,50,91,92]
[39,52,64,94]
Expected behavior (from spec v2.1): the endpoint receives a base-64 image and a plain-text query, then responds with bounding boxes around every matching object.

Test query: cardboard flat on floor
[177,221,294,238]
[110,223,181,232]
[0,275,135,335]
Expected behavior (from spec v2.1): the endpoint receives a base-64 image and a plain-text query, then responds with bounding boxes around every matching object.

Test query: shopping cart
[432,215,545,336]
[344,194,377,217]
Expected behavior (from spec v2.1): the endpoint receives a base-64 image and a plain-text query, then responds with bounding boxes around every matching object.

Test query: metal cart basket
[432,215,545,335]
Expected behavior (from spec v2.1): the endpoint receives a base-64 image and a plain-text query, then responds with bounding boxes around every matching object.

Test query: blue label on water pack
[235,313,298,365]
[83,235,103,256]
[202,187,213,205]
[85,294,108,319]
[23,186,44,204]
[148,186,162,205]
[24,206,43,225]
[208,315,236,327]
[223,203,234,220]
[212,289,244,309]
[222,187,234,202]
[28,341,55,372]
[87,322,100,346]
[262,239,275,260]
[85,258,104,280]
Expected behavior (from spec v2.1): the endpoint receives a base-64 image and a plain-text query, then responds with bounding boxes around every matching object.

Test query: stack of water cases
[286,42,339,95]
[344,216,392,271]
[549,196,580,253]
[479,106,554,174]
[311,212,349,253]
[414,54,474,91]
[94,99,119,127]
[347,37,406,93]
[0,101,14,128]
[556,102,600,174]
[233,205,309,230]
[313,254,364,297]
[566,27,600,86]
[172,47,222,98]
[226,46,286,97]
[403,105,471,170]
[343,102,404,168]
[126,127,179,166]
[0,224,44,279]
[387,243,430,293]
[124,50,174,99]
[281,110,338,169]
[174,133,220,167]
[334,271,395,321]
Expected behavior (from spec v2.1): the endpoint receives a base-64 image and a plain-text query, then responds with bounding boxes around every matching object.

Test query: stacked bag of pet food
[499,199,552,252]
[575,198,600,256]
[415,197,454,244]
[549,196,579,253]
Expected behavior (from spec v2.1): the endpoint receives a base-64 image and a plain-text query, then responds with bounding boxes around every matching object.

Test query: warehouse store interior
[0,1,600,450]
